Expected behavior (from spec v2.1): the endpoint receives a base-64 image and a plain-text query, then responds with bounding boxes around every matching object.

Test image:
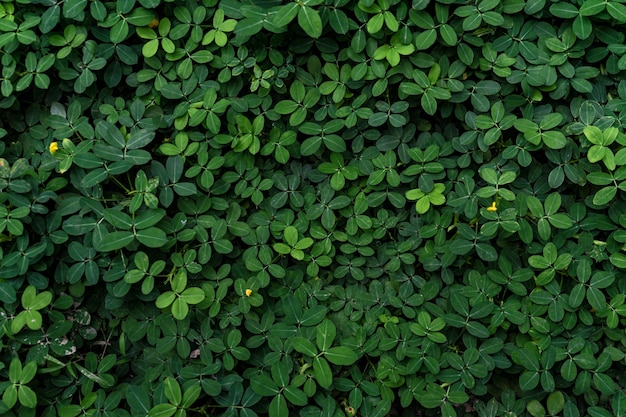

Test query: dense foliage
[1,0,626,415]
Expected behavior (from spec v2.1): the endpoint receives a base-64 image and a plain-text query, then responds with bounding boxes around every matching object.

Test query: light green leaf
[283,225,298,247]
[593,186,617,205]
[17,385,37,408]
[180,287,205,304]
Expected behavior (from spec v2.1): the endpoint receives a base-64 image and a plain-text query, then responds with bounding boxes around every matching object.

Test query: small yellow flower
[487,201,497,212]
[49,142,59,154]
[245,289,253,297]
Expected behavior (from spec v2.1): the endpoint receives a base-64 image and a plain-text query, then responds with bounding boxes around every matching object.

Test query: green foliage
[1,0,626,416]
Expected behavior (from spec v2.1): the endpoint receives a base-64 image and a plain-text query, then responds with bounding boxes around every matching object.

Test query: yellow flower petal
[487,201,497,212]
[49,142,59,154]
[245,289,252,297]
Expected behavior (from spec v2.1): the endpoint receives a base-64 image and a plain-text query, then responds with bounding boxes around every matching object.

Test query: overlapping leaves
[0,0,625,416]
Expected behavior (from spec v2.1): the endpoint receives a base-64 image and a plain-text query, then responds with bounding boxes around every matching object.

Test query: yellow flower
[245,289,253,297]
[487,201,497,212]
[49,142,59,154]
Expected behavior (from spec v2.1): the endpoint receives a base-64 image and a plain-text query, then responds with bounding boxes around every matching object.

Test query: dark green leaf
[324,346,358,365]
[298,6,322,39]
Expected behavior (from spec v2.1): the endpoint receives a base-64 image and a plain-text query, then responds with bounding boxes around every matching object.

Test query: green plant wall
[1,0,626,416]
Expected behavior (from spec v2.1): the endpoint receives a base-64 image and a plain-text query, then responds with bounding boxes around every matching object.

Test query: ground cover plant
[1,0,626,416]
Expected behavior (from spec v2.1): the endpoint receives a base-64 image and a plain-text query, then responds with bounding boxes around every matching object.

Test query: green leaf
[527,400,546,417]
[104,208,133,229]
[133,209,166,230]
[292,337,317,357]
[415,197,431,214]
[573,15,592,39]
[607,2,626,21]
[9,358,22,383]
[3,385,17,409]
[127,386,151,413]
[40,6,60,33]
[274,243,291,255]
[466,321,491,338]
[283,225,298,247]
[583,125,604,145]
[313,357,332,388]
[324,346,358,365]
[283,385,308,406]
[415,29,437,50]
[0,282,16,303]
[544,193,561,215]
[181,385,201,408]
[148,403,177,417]
[141,39,159,58]
[550,2,579,18]
[579,0,604,16]
[593,373,616,395]
[96,231,135,251]
[440,24,457,45]
[74,362,114,387]
[593,186,617,205]
[323,135,346,152]
[613,391,626,416]
[610,252,626,269]
[542,131,567,149]
[135,227,168,248]
[180,287,205,304]
[251,374,279,396]
[587,287,606,312]
[298,6,322,38]
[81,168,108,188]
[421,91,438,115]
[234,16,265,37]
[525,0,546,14]
[171,298,189,319]
[269,394,288,417]
[163,377,182,406]
[479,168,498,185]
[273,3,299,27]
[64,0,87,18]
[316,319,336,351]
[301,136,322,155]
[17,385,37,408]
[111,19,129,44]
[329,9,349,34]
[96,120,125,148]
[519,371,540,390]
[29,291,52,311]
[367,13,384,34]
[547,391,565,415]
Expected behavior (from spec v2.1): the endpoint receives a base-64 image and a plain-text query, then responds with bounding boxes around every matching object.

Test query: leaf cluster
[0,0,626,416]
